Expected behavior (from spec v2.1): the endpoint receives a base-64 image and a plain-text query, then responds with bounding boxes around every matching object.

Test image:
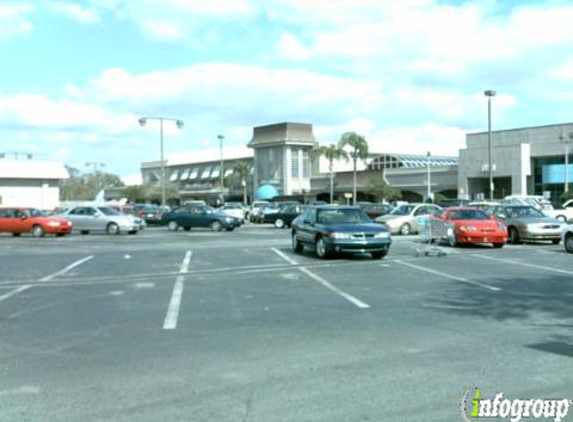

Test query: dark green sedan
[291,206,392,259]
[160,205,242,232]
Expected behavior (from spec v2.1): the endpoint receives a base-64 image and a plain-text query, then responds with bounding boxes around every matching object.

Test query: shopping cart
[416,215,446,257]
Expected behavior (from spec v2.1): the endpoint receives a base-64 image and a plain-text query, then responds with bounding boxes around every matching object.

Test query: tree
[122,185,147,203]
[367,177,401,202]
[229,161,250,205]
[311,144,349,204]
[144,182,180,204]
[338,132,369,205]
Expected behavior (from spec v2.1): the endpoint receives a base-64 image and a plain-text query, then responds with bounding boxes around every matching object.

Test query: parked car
[263,204,307,228]
[161,205,242,232]
[291,206,392,259]
[502,195,553,211]
[0,207,72,237]
[562,225,573,253]
[59,206,144,235]
[219,203,246,222]
[430,207,507,248]
[133,204,163,225]
[251,203,279,223]
[360,203,393,219]
[486,205,565,244]
[435,199,471,208]
[375,203,441,235]
[468,201,499,212]
[248,200,270,222]
[542,203,573,223]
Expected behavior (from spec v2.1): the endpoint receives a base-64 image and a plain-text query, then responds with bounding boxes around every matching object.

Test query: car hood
[322,222,390,233]
[451,219,501,229]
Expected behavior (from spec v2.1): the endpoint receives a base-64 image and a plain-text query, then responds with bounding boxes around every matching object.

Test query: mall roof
[0,160,69,180]
[370,153,458,168]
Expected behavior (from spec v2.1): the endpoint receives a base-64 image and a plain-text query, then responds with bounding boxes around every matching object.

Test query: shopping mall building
[139,121,573,205]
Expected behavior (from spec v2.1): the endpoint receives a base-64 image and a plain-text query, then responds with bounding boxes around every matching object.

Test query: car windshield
[27,208,46,217]
[223,205,241,209]
[317,208,370,224]
[390,205,415,216]
[97,207,120,216]
[505,206,545,218]
[205,206,216,214]
[448,209,489,220]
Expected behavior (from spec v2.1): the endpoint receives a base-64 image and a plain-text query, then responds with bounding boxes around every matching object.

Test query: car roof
[443,207,483,211]
[312,205,362,210]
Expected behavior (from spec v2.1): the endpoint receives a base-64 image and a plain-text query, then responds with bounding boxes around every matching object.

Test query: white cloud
[0,4,34,40]
[49,3,101,24]
[277,33,311,61]
[140,20,184,42]
[553,58,573,81]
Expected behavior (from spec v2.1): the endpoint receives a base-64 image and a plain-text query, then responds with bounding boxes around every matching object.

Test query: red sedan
[432,207,507,248]
[0,207,72,237]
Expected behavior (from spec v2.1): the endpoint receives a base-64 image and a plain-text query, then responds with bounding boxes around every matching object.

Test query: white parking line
[163,251,192,330]
[0,256,94,303]
[272,248,370,309]
[0,285,32,302]
[39,256,94,282]
[271,247,298,265]
[474,254,573,276]
[393,260,501,292]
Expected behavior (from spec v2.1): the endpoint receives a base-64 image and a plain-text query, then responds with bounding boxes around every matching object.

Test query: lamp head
[484,90,496,97]
[138,117,147,127]
[176,120,184,129]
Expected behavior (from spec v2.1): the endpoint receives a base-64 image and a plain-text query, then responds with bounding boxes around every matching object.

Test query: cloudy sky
[1,0,572,183]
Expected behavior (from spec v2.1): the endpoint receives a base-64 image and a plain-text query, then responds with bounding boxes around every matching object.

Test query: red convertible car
[432,207,507,248]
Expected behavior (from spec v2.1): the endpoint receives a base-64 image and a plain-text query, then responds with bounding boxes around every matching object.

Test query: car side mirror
[20,215,27,220]
[497,214,506,219]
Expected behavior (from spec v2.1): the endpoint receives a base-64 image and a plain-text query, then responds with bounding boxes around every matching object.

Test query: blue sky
[1,0,573,183]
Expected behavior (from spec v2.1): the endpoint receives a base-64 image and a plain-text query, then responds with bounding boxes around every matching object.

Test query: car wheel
[211,221,222,232]
[12,233,21,237]
[493,243,504,248]
[315,236,330,259]
[275,218,285,229]
[80,230,90,235]
[167,221,179,231]
[106,222,120,235]
[292,232,303,253]
[556,215,567,223]
[508,227,521,244]
[552,239,561,245]
[371,249,388,259]
[399,223,411,236]
[32,225,45,238]
[183,226,191,232]
[565,233,573,253]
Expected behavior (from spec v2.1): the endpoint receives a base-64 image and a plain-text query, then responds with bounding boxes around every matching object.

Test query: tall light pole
[139,117,184,208]
[560,131,573,194]
[426,151,431,202]
[218,134,225,205]
[86,161,105,200]
[484,90,496,201]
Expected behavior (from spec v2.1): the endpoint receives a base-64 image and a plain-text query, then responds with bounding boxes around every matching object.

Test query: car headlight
[329,232,352,239]
[461,225,477,231]
[374,232,391,238]
[47,221,60,227]
[498,223,506,231]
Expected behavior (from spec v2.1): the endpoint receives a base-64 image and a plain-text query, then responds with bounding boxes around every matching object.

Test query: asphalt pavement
[1,225,573,422]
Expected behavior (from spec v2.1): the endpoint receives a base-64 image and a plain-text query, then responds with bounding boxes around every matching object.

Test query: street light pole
[427,151,431,202]
[560,131,573,193]
[138,116,184,208]
[484,90,496,201]
[218,134,225,205]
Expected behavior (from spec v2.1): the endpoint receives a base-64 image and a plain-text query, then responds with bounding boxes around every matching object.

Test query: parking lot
[1,225,573,422]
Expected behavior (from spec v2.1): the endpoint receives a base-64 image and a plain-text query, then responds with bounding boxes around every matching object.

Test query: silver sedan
[60,206,145,235]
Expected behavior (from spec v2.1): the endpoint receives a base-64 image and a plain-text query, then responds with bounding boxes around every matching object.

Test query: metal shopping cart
[416,215,447,257]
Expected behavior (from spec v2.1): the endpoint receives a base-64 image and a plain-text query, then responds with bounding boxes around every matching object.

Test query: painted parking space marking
[272,248,370,309]
[474,254,573,276]
[393,260,501,292]
[0,256,95,303]
[163,251,192,330]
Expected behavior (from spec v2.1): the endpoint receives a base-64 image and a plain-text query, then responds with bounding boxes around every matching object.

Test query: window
[181,168,190,179]
[211,165,220,178]
[69,207,85,215]
[302,150,309,178]
[169,170,179,181]
[201,166,212,179]
[189,168,199,179]
[291,149,300,178]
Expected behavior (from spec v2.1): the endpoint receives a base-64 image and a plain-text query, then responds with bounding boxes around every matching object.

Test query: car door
[0,208,20,233]
[190,206,211,227]
[66,207,87,230]
[298,208,317,244]
[14,209,33,233]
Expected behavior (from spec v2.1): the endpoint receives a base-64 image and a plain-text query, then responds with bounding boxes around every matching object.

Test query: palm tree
[311,144,349,204]
[338,132,369,205]
[231,161,251,205]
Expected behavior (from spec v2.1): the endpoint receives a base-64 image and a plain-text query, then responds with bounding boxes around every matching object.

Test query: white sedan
[219,204,245,222]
